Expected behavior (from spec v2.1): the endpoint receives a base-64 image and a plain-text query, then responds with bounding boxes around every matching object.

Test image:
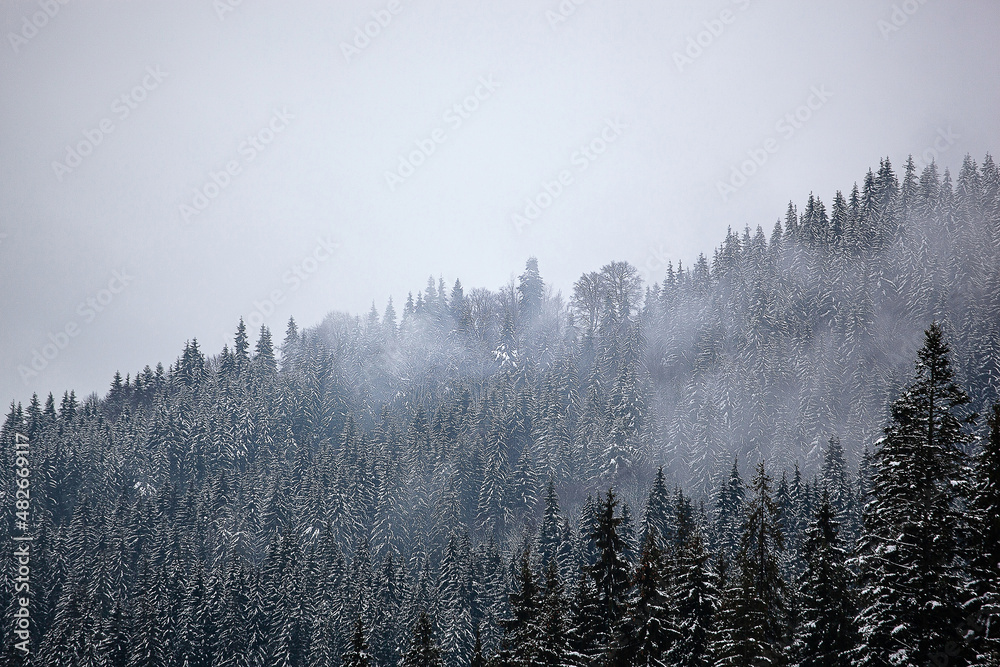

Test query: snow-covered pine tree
[611,528,672,667]
[402,611,443,667]
[968,402,1000,665]
[641,467,675,552]
[667,525,719,667]
[792,491,856,667]
[713,459,745,559]
[342,618,373,667]
[568,561,602,665]
[538,478,564,575]
[854,323,975,667]
[437,533,474,667]
[498,544,541,665]
[588,488,633,655]
[818,437,859,546]
[535,559,573,667]
[713,462,786,667]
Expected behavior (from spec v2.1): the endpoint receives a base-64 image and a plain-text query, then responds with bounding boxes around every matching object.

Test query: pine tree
[589,488,633,652]
[713,463,786,667]
[538,479,565,576]
[792,492,856,667]
[253,325,277,378]
[854,323,975,667]
[342,618,373,667]
[499,545,541,665]
[819,437,858,545]
[437,533,474,666]
[969,402,1000,665]
[471,627,486,667]
[517,257,545,320]
[612,529,672,667]
[668,526,718,667]
[713,459,745,559]
[402,611,443,667]
[568,562,602,665]
[641,467,675,551]
[536,560,572,667]
[234,318,250,368]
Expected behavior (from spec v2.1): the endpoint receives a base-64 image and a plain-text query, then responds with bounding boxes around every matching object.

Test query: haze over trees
[2,154,999,665]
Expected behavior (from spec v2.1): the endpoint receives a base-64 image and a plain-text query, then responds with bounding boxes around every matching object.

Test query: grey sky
[1,0,998,409]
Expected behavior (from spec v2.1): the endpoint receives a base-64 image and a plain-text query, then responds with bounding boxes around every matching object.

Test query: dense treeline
[1,154,999,665]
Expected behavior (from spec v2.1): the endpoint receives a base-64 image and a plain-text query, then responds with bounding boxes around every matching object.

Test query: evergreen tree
[819,437,858,544]
[568,562,602,665]
[402,611,443,667]
[713,459,745,558]
[253,325,277,378]
[612,529,672,667]
[714,463,786,667]
[641,467,675,551]
[538,478,565,576]
[234,318,250,367]
[536,560,572,667]
[517,257,545,320]
[968,402,1000,665]
[498,544,541,665]
[589,488,633,651]
[668,526,718,667]
[854,323,975,667]
[342,618,373,667]
[792,492,856,667]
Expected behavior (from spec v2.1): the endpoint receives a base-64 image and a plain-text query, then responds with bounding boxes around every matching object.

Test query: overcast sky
[1,0,997,409]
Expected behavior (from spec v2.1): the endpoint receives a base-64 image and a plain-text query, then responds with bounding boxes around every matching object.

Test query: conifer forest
[4,154,1000,666]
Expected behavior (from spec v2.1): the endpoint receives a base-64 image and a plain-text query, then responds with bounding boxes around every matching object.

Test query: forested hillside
[2,154,999,666]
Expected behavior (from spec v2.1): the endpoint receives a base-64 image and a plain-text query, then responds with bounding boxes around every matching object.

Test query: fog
[1,0,998,408]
